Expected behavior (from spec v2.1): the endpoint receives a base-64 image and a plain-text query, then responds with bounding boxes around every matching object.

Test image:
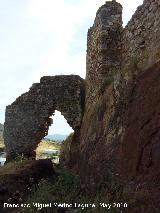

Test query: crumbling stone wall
[86,0,160,105]
[78,1,124,190]
[86,0,122,107]
[122,0,160,80]
[4,75,85,161]
[78,0,160,192]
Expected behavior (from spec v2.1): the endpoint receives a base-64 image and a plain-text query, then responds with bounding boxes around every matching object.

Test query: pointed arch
[4,75,85,161]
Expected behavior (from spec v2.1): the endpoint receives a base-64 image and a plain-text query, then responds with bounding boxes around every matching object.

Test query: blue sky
[0,0,143,135]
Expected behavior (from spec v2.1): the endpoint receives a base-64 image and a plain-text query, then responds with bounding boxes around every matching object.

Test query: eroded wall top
[86,0,122,107]
[86,0,160,105]
[122,0,160,79]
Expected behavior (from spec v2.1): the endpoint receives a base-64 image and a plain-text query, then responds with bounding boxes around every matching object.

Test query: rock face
[4,75,85,161]
[0,159,55,210]
[78,0,160,183]
[116,62,160,180]
[74,0,160,211]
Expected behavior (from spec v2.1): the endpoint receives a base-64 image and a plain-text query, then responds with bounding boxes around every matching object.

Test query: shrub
[23,167,124,213]
[23,170,81,213]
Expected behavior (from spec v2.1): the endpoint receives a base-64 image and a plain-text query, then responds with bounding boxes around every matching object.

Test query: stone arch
[4,75,85,161]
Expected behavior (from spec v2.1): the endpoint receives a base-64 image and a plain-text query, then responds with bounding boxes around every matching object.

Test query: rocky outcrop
[4,75,85,161]
[0,159,55,210]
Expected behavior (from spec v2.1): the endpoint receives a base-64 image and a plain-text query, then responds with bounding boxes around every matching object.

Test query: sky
[0,0,143,135]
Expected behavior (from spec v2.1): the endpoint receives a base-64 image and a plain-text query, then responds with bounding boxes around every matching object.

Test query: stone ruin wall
[122,0,160,80]
[78,0,160,188]
[4,75,85,161]
[86,0,160,107]
[86,1,122,108]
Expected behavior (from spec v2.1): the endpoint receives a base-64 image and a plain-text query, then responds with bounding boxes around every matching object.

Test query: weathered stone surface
[80,0,160,182]
[0,159,55,210]
[86,0,122,107]
[76,0,160,211]
[122,0,160,80]
[4,75,85,161]
[116,61,160,181]
[116,61,160,212]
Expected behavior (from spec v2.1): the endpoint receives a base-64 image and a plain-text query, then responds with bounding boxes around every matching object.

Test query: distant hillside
[45,134,68,141]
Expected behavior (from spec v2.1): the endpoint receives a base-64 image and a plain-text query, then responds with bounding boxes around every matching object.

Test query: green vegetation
[98,77,113,95]
[98,68,118,95]
[0,134,125,213]
[21,154,124,212]
[24,170,80,211]
[23,168,124,213]
[0,128,124,213]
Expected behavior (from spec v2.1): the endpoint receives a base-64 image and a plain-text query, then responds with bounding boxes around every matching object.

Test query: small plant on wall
[98,77,113,95]
[98,67,117,95]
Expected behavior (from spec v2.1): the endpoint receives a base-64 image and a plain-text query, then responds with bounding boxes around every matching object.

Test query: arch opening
[36,110,74,164]
[48,110,74,137]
